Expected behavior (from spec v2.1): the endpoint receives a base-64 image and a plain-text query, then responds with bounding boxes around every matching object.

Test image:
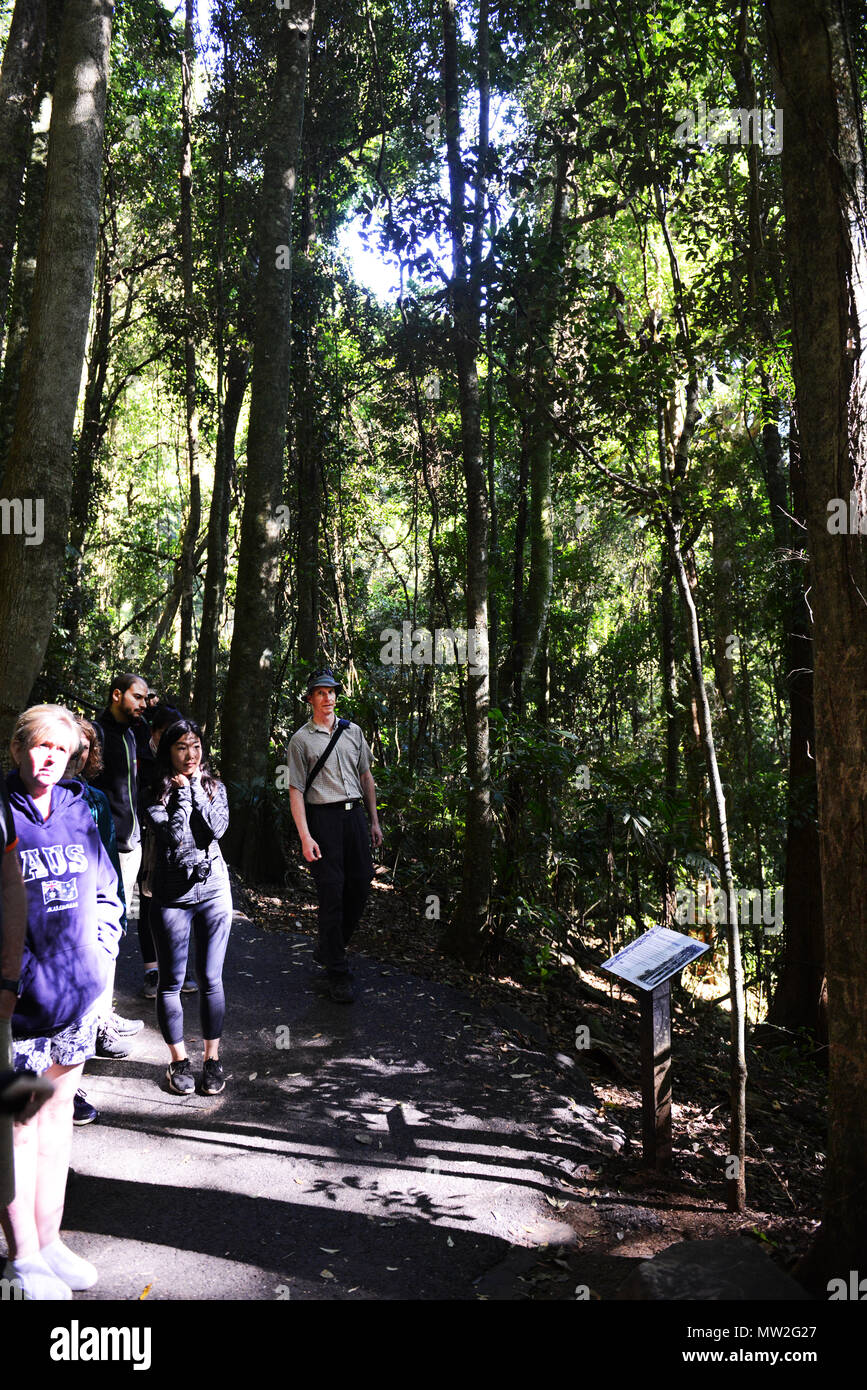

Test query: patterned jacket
[146,774,230,907]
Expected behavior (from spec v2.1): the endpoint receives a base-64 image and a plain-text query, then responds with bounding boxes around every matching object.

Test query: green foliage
[9,0,807,1021]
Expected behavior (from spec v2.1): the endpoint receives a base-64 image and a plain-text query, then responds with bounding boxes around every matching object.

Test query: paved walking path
[63,899,625,1301]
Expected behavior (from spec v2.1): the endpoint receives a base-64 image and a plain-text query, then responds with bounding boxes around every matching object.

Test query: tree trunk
[292,225,321,672]
[191,14,245,737]
[0,0,49,365]
[221,0,315,834]
[499,149,568,711]
[667,507,747,1212]
[192,347,248,735]
[767,0,867,1279]
[767,422,826,1038]
[438,0,492,964]
[295,440,320,669]
[62,200,113,651]
[514,152,567,687]
[659,543,679,924]
[177,0,200,709]
[0,0,61,465]
[505,409,530,712]
[0,124,47,469]
[0,0,113,746]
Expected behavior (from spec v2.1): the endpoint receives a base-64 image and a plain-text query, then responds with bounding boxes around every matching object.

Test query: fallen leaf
[320,1270,335,1280]
[249,1072,258,1080]
[139,1283,152,1300]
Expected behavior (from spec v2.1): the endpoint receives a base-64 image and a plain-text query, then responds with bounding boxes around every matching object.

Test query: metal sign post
[602,926,710,1171]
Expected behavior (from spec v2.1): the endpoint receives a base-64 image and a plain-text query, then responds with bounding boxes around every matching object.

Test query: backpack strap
[304,718,351,799]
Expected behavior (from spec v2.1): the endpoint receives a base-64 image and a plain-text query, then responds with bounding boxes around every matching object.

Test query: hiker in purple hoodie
[0,705,123,1300]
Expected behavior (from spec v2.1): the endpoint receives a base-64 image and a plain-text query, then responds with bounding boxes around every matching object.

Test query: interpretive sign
[602,925,710,992]
[602,927,711,1169]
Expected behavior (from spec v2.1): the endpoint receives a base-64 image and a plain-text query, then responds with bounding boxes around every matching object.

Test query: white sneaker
[11,1253,72,1300]
[110,1010,144,1036]
[40,1238,98,1291]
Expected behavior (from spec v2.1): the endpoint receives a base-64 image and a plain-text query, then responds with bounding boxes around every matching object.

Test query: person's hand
[370,819,383,849]
[171,773,189,789]
[301,836,321,863]
[0,1071,55,1123]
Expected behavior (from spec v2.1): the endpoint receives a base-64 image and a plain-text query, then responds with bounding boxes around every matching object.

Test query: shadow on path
[60,906,626,1300]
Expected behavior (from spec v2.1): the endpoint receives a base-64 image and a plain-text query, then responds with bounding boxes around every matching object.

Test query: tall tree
[767,0,867,1281]
[438,0,493,964]
[220,0,315,850]
[0,0,113,743]
[192,0,249,735]
[176,0,201,708]
[0,0,62,464]
[0,0,49,366]
[499,146,568,713]
[767,423,825,1039]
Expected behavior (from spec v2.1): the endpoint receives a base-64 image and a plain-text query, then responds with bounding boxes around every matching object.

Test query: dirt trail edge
[63,899,625,1301]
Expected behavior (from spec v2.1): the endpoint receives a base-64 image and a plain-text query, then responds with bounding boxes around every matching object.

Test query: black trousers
[138,890,155,962]
[305,801,373,974]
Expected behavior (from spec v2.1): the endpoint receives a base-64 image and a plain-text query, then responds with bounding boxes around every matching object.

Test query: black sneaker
[73,1090,98,1125]
[181,974,198,994]
[201,1058,225,1095]
[94,1024,131,1059]
[141,969,158,999]
[329,975,355,1004]
[166,1059,195,1095]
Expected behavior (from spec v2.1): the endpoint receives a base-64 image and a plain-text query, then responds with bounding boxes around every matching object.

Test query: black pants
[151,886,233,1044]
[305,801,373,974]
[138,890,155,962]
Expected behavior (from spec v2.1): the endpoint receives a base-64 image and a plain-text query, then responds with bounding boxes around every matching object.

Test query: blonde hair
[9,704,82,768]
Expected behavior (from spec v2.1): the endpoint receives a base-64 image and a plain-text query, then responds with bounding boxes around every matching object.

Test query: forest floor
[244,864,827,1300]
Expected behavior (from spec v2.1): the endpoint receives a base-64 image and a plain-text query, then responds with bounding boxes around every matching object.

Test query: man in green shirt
[287,670,382,1003]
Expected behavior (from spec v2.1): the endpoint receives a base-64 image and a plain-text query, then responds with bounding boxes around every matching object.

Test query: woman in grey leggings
[146,720,232,1097]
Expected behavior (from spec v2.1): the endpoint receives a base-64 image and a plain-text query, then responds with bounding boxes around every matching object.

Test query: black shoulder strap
[304,718,351,798]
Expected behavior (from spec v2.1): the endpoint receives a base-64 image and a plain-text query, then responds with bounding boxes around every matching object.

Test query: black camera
[192,857,212,884]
